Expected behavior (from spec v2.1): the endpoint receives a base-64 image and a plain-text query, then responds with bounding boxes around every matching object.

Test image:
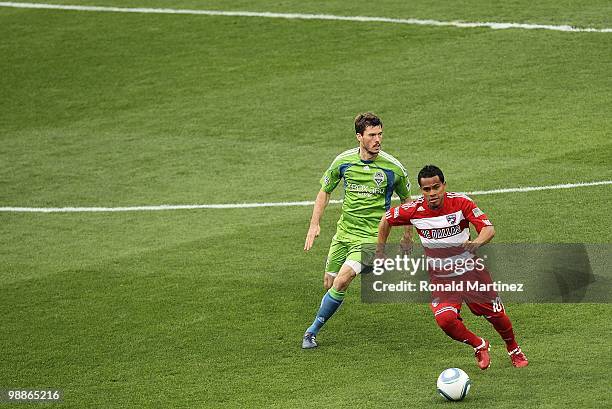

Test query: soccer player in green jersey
[302,112,412,349]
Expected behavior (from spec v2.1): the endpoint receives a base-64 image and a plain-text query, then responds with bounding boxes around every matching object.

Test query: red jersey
[385,192,493,276]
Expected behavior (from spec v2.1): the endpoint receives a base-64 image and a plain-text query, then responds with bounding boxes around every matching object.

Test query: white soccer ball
[436,368,471,401]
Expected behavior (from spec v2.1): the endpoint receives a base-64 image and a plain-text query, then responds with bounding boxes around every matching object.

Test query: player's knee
[333,275,350,291]
[484,310,510,322]
[334,266,356,291]
[435,311,459,332]
[334,273,354,291]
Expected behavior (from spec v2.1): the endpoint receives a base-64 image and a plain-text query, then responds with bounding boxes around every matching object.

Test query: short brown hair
[354,112,383,135]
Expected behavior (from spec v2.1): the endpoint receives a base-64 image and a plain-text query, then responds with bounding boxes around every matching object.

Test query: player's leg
[302,238,349,348]
[468,296,518,351]
[431,301,485,348]
[431,300,491,370]
[466,268,528,367]
[332,239,372,291]
[303,263,356,348]
[467,298,529,368]
[302,241,363,348]
[322,242,342,290]
[324,241,363,295]
[331,261,359,291]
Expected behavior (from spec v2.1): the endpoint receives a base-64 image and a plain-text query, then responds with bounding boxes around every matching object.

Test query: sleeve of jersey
[385,203,414,226]
[462,198,493,233]
[393,172,411,201]
[320,162,341,193]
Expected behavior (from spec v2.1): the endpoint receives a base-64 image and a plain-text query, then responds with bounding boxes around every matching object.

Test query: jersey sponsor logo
[446,214,457,224]
[420,225,462,240]
[472,207,484,217]
[373,170,385,187]
[346,183,385,195]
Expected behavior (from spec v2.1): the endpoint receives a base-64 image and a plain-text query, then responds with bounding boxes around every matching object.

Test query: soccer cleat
[508,347,529,368]
[474,339,491,370]
[302,332,318,349]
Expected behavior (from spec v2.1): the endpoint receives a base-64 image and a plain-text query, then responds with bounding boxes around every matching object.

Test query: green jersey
[321,148,410,241]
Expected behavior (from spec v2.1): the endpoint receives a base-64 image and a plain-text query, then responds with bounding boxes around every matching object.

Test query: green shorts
[324,235,375,275]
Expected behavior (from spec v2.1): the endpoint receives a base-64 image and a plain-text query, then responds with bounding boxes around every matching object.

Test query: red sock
[486,314,519,352]
[435,311,482,348]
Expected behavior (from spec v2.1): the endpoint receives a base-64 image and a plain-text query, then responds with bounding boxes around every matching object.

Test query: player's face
[357,125,383,156]
[419,176,446,209]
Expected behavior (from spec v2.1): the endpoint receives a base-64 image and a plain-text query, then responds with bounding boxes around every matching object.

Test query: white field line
[2,181,611,213]
[0,2,611,33]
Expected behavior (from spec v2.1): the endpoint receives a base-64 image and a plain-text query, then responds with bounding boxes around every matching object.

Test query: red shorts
[428,267,506,318]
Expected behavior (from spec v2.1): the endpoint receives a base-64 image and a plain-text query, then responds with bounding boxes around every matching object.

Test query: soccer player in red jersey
[378,165,528,369]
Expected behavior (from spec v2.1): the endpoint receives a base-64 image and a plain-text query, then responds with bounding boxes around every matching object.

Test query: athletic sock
[435,311,482,348]
[306,288,345,336]
[486,314,519,352]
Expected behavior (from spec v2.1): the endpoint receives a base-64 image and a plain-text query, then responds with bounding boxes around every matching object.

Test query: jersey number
[491,297,504,313]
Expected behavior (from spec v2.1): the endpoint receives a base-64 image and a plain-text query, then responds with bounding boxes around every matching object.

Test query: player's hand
[323,273,335,290]
[375,243,386,261]
[462,240,481,254]
[304,225,321,251]
[400,236,413,256]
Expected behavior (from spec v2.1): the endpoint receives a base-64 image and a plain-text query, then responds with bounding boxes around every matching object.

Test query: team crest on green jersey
[373,170,385,187]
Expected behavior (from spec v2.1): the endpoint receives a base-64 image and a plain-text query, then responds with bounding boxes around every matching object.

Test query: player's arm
[399,197,413,253]
[461,198,495,253]
[304,190,331,251]
[394,170,413,252]
[377,202,413,257]
[463,226,495,253]
[377,213,394,244]
[304,159,341,251]
[376,214,393,258]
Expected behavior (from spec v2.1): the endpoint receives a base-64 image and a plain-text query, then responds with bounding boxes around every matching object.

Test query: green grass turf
[1,198,611,407]
[1,4,611,206]
[0,1,611,408]
[16,0,612,28]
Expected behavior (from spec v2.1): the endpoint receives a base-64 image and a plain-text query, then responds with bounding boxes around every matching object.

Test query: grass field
[1,1,611,408]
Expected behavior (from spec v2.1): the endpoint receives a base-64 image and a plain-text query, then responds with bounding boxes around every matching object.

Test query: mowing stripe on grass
[1,181,610,213]
[0,2,610,32]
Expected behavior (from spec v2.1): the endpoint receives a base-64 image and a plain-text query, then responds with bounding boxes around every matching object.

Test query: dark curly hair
[417,165,445,186]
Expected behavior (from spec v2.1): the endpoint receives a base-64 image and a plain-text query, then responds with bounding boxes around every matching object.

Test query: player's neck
[358,148,378,162]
